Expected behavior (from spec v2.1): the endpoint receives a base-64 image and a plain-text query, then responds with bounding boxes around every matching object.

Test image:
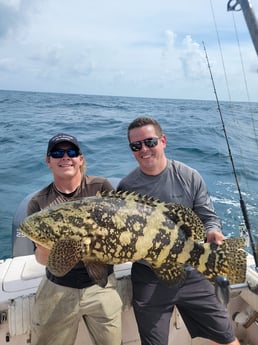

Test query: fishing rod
[202,42,258,269]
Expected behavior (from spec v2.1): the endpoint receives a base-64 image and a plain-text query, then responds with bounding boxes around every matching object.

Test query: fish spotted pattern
[19,191,246,287]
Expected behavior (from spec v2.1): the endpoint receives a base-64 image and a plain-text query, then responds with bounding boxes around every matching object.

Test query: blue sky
[0,0,257,101]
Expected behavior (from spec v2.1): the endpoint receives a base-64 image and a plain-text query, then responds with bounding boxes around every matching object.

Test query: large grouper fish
[19,190,246,287]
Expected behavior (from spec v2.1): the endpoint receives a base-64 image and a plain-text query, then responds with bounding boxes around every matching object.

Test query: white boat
[1,1,258,344]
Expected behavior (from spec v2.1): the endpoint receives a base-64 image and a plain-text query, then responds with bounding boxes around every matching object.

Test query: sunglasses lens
[129,137,159,152]
[50,150,65,158]
[67,149,79,157]
[50,149,79,158]
[129,141,142,152]
[144,138,158,148]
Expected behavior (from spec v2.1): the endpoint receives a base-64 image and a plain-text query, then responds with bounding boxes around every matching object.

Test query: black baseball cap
[47,133,81,155]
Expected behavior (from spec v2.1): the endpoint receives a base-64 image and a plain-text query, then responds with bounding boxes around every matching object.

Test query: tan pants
[31,274,123,345]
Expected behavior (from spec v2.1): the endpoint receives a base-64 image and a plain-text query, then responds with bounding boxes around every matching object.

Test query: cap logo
[51,134,75,144]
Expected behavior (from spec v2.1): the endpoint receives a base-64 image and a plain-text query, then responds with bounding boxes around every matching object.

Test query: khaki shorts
[31,273,122,345]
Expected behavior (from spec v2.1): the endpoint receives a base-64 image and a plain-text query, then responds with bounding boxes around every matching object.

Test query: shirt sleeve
[101,179,114,192]
[27,197,41,216]
[191,170,222,233]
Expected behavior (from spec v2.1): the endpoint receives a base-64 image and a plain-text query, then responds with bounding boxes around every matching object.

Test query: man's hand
[35,243,50,265]
[206,230,225,245]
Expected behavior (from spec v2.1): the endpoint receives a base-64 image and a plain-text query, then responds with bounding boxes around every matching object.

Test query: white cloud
[180,35,207,79]
[0,0,257,101]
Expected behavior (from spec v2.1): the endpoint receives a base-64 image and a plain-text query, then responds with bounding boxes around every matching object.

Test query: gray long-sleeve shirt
[117,159,221,234]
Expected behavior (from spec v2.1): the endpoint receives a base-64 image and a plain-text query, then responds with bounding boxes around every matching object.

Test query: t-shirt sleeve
[101,179,114,192]
[27,196,41,216]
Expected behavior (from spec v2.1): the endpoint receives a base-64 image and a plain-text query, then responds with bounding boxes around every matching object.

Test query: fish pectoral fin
[153,262,187,286]
[47,238,81,277]
[85,262,109,288]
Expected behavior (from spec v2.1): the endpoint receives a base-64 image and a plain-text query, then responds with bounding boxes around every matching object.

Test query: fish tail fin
[188,238,247,285]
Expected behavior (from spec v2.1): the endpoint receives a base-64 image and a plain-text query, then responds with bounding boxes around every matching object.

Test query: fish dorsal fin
[100,190,162,206]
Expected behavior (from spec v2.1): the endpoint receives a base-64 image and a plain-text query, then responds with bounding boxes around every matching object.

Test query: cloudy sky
[0,0,257,101]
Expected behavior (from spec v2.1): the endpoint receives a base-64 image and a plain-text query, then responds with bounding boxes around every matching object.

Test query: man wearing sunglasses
[117,117,240,345]
[27,133,122,345]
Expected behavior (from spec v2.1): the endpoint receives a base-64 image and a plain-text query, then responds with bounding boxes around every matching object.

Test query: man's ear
[161,134,167,146]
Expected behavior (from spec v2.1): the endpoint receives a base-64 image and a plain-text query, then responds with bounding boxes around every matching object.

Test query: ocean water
[0,89,257,259]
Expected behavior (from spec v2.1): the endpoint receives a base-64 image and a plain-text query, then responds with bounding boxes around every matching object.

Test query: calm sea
[0,89,257,259]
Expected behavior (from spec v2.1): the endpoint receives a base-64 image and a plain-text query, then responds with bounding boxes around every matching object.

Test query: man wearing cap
[27,133,122,345]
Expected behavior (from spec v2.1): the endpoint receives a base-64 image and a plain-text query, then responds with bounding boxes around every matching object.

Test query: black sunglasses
[129,137,160,152]
[48,149,80,159]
